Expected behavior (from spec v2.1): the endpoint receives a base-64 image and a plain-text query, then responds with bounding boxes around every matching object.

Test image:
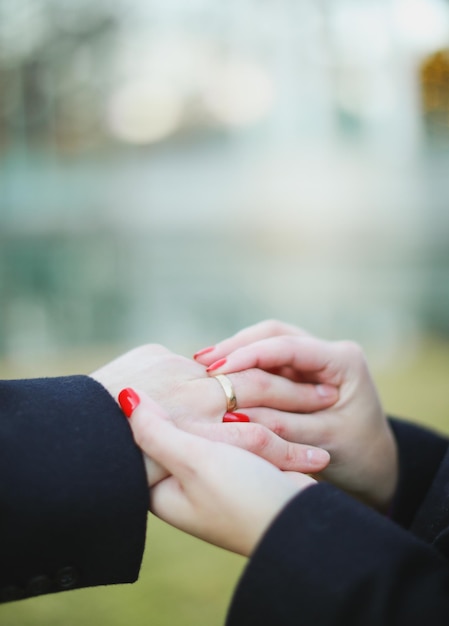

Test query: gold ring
[214,374,237,412]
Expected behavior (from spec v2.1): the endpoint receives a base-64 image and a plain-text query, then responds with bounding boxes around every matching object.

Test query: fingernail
[118,388,140,418]
[193,346,215,360]
[306,448,330,467]
[223,411,250,423]
[316,384,337,398]
[206,358,227,372]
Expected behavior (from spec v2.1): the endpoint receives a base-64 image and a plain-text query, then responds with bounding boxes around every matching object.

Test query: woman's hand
[91,343,331,485]
[123,389,315,557]
[91,342,337,424]
[195,320,398,512]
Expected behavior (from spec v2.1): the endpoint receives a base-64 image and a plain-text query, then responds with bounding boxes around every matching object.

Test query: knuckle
[241,369,272,396]
[135,343,170,359]
[270,416,287,437]
[318,422,335,449]
[219,423,247,448]
[278,335,297,351]
[246,423,272,453]
[284,442,300,468]
[260,319,283,335]
[336,340,364,360]
[168,353,189,367]
[143,342,166,351]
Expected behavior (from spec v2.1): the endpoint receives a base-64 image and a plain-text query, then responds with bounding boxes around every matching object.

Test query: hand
[126,389,315,556]
[91,344,223,424]
[195,320,398,512]
[91,343,331,485]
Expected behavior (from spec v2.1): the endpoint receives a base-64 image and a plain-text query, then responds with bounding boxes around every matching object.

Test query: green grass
[1,339,449,625]
[373,338,449,435]
[0,519,244,626]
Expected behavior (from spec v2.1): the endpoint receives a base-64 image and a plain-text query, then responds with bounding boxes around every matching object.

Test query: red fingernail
[193,346,215,360]
[223,412,250,423]
[118,388,140,418]
[206,358,227,372]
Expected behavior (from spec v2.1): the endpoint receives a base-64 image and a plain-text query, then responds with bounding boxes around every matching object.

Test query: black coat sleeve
[389,417,449,528]
[0,375,149,603]
[226,421,449,626]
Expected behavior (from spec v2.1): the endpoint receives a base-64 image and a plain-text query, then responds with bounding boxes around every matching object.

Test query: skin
[195,320,399,512]
[90,342,334,485]
[127,390,315,557]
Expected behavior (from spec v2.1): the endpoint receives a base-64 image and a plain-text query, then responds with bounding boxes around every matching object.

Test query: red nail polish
[193,346,215,360]
[223,412,250,423]
[206,358,227,372]
[118,388,140,418]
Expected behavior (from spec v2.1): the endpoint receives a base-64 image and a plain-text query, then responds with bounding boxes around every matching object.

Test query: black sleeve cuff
[0,375,149,602]
[389,417,449,528]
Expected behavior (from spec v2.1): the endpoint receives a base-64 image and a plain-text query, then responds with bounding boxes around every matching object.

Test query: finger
[150,475,195,527]
[206,335,342,385]
[232,406,334,448]
[267,365,307,383]
[143,454,169,486]
[282,471,317,489]
[194,319,310,365]
[127,389,210,480]
[128,343,173,362]
[184,420,330,473]
[218,368,339,413]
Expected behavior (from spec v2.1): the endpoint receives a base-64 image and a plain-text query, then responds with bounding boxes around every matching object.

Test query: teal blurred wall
[2,0,449,359]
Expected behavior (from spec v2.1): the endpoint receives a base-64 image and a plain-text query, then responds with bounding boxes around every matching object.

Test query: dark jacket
[0,376,148,603]
[226,419,449,625]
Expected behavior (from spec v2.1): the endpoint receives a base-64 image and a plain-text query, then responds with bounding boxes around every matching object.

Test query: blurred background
[1,0,449,624]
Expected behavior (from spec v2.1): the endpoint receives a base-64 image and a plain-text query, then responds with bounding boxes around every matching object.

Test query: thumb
[118,387,204,480]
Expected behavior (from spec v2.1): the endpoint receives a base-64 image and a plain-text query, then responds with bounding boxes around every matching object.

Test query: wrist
[360,425,399,513]
[89,370,121,403]
[246,480,316,556]
[372,429,399,513]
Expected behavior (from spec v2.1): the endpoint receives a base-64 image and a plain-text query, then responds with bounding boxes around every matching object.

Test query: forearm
[227,483,449,626]
[0,376,148,602]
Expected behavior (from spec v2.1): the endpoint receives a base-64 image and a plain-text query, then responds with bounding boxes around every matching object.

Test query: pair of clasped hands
[92,320,398,558]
